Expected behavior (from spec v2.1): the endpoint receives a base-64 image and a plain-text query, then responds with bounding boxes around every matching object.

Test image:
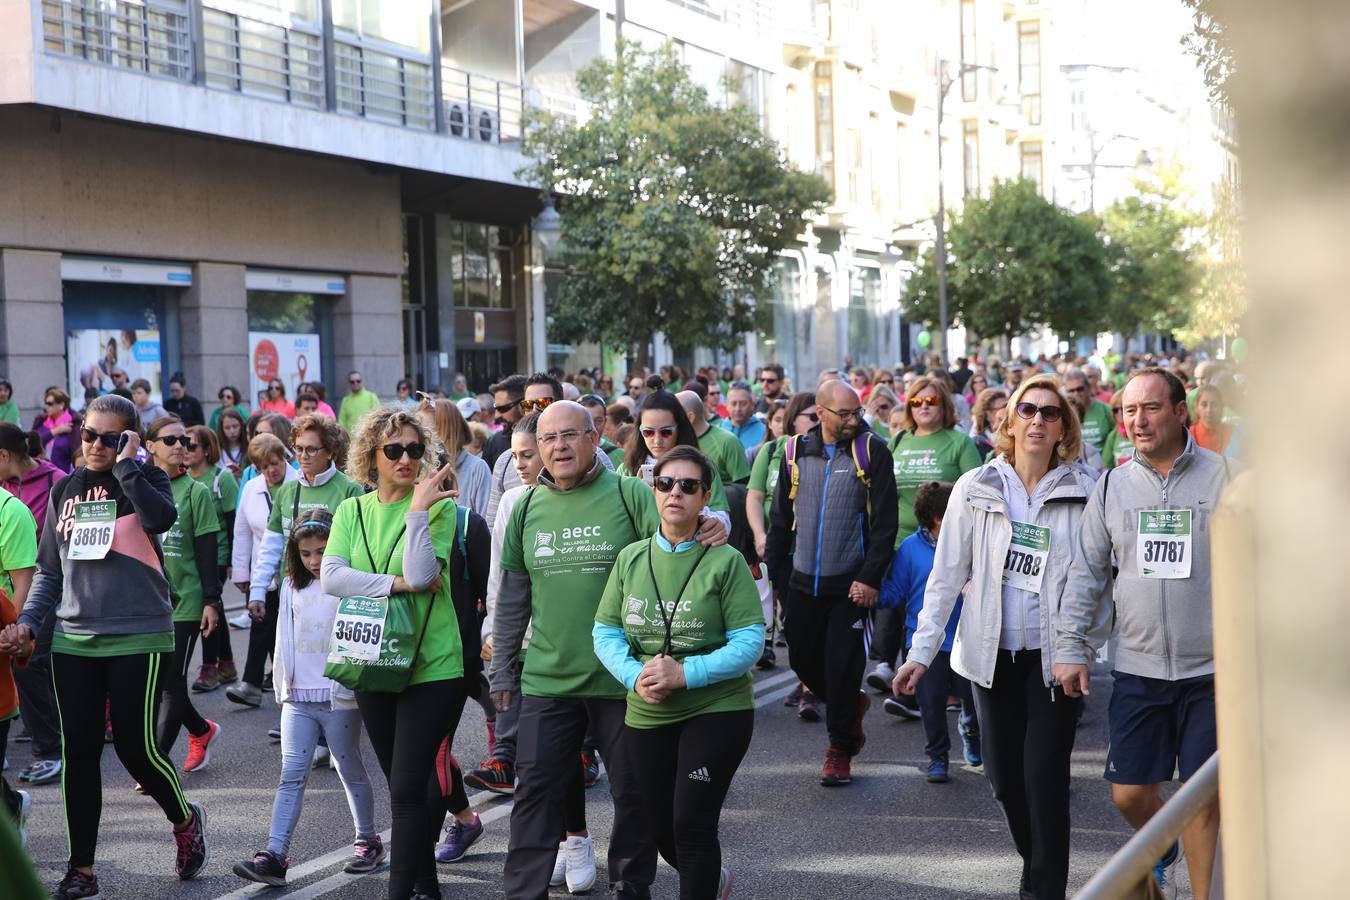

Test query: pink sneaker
[184,720,221,773]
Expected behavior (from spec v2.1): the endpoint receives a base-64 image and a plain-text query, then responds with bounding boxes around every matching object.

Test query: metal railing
[1075,752,1220,899]
[441,66,525,145]
[42,0,192,81]
[334,39,435,131]
[202,6,322,107]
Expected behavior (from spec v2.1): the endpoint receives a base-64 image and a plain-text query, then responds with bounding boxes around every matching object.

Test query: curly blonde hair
[992,374,1083,466]
[346,406,444,488]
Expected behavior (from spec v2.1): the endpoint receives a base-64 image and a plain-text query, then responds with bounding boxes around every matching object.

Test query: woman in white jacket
[894,374,1111,900]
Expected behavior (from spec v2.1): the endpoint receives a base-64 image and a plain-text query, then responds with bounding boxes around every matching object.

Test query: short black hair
[913,481,953,531]
[1128,366,1187,407]
[653,444,713,490]
[684,379,708,401]
[489,374,527,397]
[525,372,564,401]
[759,363,785,380]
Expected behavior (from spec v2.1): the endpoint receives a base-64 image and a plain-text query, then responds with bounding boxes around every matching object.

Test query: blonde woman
[417,398,490,514]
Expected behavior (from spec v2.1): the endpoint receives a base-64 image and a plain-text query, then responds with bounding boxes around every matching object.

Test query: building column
[333,274,402,398]
[181,262,247,420]
[0,249,65,423]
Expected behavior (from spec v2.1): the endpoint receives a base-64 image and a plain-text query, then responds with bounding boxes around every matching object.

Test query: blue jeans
[269,701,377,857]
[916,649,978,759]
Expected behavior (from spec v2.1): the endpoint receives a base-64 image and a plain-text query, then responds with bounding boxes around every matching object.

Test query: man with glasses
[754,364,786,415]
[1064,368,1115,455]
[720,383,766,453]
[338,370,380,435]
[699,377,727,427]
[490,401,726,899]
[765,380,898,787]
[483,374,528,471]
[675,389,750,487]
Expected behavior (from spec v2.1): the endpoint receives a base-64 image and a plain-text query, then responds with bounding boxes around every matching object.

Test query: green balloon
[917,330,932,349]
[1229,336,1248,362]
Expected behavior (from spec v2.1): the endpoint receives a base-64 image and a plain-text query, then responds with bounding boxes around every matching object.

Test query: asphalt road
[11,594,1188,899]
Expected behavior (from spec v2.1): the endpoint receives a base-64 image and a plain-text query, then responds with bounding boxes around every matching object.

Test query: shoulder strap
[455,503,468,559]
[513,487,536,557]
[851,434,872,485]
[617,476,637,536]
[785,435,801,501]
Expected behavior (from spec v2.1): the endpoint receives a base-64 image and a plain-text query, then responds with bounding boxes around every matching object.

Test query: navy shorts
[1105,671,1216,785]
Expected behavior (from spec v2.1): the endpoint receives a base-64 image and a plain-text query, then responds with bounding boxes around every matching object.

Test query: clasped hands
[635,653,686,705]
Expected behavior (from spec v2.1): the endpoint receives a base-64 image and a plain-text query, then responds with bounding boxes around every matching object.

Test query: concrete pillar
[180,262,247,422]
[333,274,402,399]
[0,249,66,423]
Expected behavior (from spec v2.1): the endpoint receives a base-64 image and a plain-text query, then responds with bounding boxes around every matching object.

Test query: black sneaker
[464,758,516,795]
[174,801,209,879]
[883,693,921,720]
[756,643,776,670]
[55,867,100,899]
[233,849,288,886]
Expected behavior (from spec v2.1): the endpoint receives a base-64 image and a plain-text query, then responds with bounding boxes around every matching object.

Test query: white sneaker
[15,789,31,848]
[549,840,567,887]
[229,610,252,630]
[563,833,597,894]
[865,661,895,693]
[312,746,331,769]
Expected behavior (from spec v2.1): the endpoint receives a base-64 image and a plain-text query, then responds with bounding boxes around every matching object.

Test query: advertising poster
[249,331,322,408]
[67,328,163,403]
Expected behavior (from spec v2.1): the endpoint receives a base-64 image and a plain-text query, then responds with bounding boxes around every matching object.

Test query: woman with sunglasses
[261,380,295,419]
[869,376,982,697]
[963,371,990,410]
[865,385,899,442]
[209,385,250,432]
[393,379,418,410]
[621,390,732,534]
[893,374,1100,900]
[144,416,224,773]
[970,387,1011,461]
[34,388,80,474]
[594,445,763,899]
[0,395,209,898]
[321,407,467,900]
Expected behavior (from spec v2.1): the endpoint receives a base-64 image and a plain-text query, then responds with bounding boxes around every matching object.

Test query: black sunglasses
[653,476,706,495]
[1014,402,1063,423]
[380,442,426,461]
[801,412,820,423]
[80,428,121,449]
[155,435,197,450]
[494,400,521,414]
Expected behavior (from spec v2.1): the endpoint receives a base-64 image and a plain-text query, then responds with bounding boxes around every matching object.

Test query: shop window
[450,222,517,309]
[247,290,333,409]
[848,267,882,367]
[754,258,802,388]
[63,282,174,405]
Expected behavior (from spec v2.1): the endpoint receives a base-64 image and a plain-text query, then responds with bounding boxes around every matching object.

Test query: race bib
[1002,521,1051,593]
[1137,509,1192,579]
[68,501,116,561]
[328,597,389,663]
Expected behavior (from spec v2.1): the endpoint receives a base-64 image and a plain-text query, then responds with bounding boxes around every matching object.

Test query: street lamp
[530,196,562,373]
[935,59,996,366]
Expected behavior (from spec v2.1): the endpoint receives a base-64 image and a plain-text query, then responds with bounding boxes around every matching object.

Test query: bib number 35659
[68,501,117,561]
[1137,509,1192,579]
[329,597,389,663]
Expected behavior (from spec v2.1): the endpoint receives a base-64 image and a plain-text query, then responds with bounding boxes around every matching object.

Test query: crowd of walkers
[0,349,1239,899]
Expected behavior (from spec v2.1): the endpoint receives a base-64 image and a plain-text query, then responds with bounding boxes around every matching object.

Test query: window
[332,0,430,52]
[960,0,977,102]
[1069,86,1088,132]
[1020,141,1043,188]
[754,258,802,388]
[449,222,516,309]
[848,267,882,366]
[962,119,979,197]
[1019,20,1041,125]
[814,62,835,196]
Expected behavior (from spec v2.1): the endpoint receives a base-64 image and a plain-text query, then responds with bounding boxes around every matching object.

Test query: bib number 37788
[1002,521,1051,593]
[1137,509,1192,579]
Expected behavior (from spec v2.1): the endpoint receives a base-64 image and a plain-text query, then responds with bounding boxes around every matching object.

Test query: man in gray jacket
[1053,367,1229,900]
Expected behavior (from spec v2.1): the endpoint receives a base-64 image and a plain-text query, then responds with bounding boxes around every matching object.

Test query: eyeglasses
[654,476,706,495]
[879,378,894,385]
[800,412,820,423]
[154,435,197,450]
[493,399,521,414]
[907,396,942,408]
[1065,385,1089,395]
[1014,402,1064,423]
[520,397,554,412]
[380,442,425,461]
[760,376,779,385]
[349,378,363,385]
[539,428,591,447]
[821,406,864,420]
[639,425,677,440]
[294,445,327,458]
[80,428,121,449]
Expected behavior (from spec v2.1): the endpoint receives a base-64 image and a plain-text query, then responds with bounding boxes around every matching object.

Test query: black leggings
[52,651,192,868]
[358,678,467,900]
[628,709,754,900]
[158,620,209,754]
[242,589,279,688]
[200,569,234,665]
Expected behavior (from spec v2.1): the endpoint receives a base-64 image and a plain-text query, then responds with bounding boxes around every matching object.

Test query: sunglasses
[380,442,426,461]
[80,428,122,449]
[653,475,706,495]
[800,412,820,423]
[821,406,863,420]
[908,396,942,408]
[349,378,363,385]
[1014,402,1064,423]
[640,425,677,440]
[760,376,779,384]
[154,435,197,450]
[493,400,520,414]
[44,398,60,406]
[520,397,554,412]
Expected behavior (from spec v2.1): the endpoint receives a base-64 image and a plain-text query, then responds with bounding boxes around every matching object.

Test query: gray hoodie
[1056,435,1230,681]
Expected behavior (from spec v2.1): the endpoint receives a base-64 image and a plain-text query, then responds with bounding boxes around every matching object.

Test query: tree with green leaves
[903,179,1110,344]
[1176,178,1246,346]
[518,42,830,355]
[1179,0,1235,106]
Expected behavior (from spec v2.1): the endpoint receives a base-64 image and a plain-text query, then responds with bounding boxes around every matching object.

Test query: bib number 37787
[1137,509,1192,579]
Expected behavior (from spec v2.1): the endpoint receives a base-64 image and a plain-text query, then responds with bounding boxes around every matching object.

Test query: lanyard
[355,499,406,577]
[645,539,708,657]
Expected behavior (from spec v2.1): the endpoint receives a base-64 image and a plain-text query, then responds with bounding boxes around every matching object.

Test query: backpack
[784,432,875,527]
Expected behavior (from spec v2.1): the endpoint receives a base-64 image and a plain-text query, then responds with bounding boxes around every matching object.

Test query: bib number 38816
[68,501,117,561]
[1137,509,1192,579]
[329,597,389,663]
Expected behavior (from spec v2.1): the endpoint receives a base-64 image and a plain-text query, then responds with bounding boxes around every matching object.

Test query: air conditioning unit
[477,107,498,143]
[446,102,466,137]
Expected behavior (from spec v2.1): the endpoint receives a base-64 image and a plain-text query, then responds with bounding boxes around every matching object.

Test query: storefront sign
[67,329,163,402]
[245,269,346,295]
[61,256,191,286]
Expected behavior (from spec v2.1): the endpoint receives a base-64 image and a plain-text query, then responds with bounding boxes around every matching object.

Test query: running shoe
[19,758,61,785]
[54,868,100,899]
[233,850,287,886]
[820,746,851,786]
[1153,841,1183,900]
[15,789,30,848]
[865,661,894,693]
[550,840,568,887]
[344,836,386,873]
[581,750,600,788]
[312,745,331,769]
[268,726,282,742]
[783,683,803,707]
[718,866,733,899]
[798,689,821,722]
[882,693,921,720]
[756,643,776,670]
[216,661,239,684]
[174,801,209,879]
[562,833,597,894]
[228,610,252,630]
[261,673,273,692]
[959,719,982,767]
[434,814,483,863]
[225,682,262,708]
[190,663,219,693]
[926,755,950,784]
[464,758,515,795]
[183,720,221,773]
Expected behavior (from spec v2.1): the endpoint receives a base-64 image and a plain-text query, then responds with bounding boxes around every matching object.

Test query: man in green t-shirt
[338,370,381,434]
[489,401,726,899]
[582,393,626,470]
[676,389,750,486]
[1065,368,1115,454]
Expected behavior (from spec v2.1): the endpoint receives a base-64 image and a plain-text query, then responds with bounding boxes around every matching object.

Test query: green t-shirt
[1103,428,1135,469]
[54,632,175,657]
[596,540,763,728]
[191,467,239,567]
[326,491,465,686]
[747,435,786,518]
[339,389,381,433]
[501,470,659,699]
[164,473,221,623]
[1080,400,1115,453]
[697,425,751,486]
[600,438,627,470]
[268,471,366,538]
[0,400,19,426]
[889,428,982,538]
[0,493,37,599]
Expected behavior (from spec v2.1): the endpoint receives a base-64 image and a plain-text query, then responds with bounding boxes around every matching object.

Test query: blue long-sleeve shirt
[879,528,963,652]
[592,622,763,691]
[720,417,767,453]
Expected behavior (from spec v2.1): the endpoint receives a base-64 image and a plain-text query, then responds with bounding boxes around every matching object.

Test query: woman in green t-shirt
[185,425,239,691]
[320,407,466,900]
[594,446,763,899]
[146,416,222,775]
